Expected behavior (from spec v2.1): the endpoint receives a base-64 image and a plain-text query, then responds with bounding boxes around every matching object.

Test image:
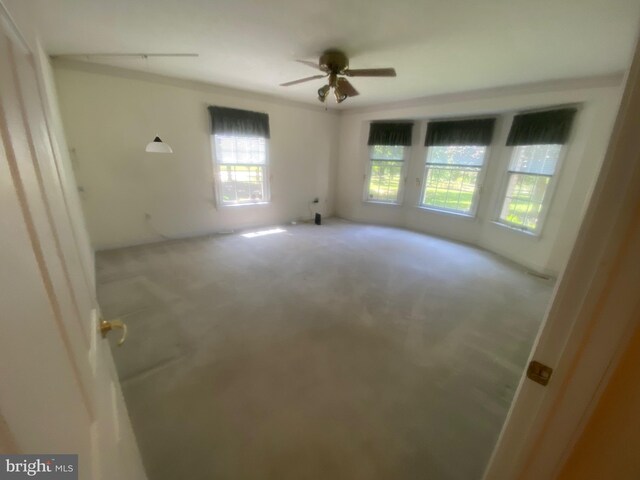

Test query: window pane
[427,145,487,166]
[422,165,480,214]
[215,135,266,165]
[367,160,403,203]
[499,173,550,231]
[370,145,405,161]
[508,144,561,175]
[219,165,265,204]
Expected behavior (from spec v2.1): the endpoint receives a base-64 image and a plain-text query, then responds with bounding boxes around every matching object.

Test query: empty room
[2,1,640,479]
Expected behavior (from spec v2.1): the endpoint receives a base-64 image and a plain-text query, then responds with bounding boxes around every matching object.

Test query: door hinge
[527,360,553,386]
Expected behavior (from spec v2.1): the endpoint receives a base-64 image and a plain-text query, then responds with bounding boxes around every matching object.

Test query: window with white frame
[214,134,269,205]
[498,144,561,231]
[365,122,413,204]
[421,145,488,214]
[498,108,576,233]
[420,118,495,215]
[208,106,271,206]
[366,144,407,203]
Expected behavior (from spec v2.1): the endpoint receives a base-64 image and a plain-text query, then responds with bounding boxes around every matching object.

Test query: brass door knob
[99,319,128,346]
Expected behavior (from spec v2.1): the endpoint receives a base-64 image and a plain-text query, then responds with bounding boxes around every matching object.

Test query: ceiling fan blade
[296,59,322,70]
[345,68,396,77]
[280,74,326,87]
[337,78,359,97]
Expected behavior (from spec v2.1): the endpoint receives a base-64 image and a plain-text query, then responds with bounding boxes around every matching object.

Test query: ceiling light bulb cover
[334,88,347,104]
[145,136,173,153]
[317,84,330,102]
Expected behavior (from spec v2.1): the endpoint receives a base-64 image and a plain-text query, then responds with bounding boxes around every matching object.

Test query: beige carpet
[97,219,553,480]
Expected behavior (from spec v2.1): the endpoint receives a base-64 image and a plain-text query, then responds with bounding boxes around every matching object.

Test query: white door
[0,15,147,480]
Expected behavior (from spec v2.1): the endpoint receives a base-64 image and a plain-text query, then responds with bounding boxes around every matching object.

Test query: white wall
[53,61,339,250]
[336,79,623,275]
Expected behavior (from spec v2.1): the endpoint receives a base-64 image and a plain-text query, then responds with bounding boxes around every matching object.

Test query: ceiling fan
[280,49,396,104]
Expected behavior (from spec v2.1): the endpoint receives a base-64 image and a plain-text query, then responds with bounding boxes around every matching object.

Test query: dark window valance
[425,118,495,146]
[506,108,576,146]
[367,122,413,146]
[208,106,270,138]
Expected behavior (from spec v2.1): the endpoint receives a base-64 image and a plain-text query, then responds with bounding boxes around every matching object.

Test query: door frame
[484,35,640,479]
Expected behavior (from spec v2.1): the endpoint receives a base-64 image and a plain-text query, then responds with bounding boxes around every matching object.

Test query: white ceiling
[10,0,640,108]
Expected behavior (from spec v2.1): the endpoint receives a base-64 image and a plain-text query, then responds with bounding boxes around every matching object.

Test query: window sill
[491,221,541,238]
[415,206,476,220]
[220,201,271,208]
[363,200,403,207]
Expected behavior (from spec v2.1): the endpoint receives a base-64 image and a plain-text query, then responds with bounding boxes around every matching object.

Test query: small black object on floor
[315,213,321,225]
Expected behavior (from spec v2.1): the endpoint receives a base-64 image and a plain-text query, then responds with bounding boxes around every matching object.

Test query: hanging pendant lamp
[145,136,173,153]
[141,54,173,154]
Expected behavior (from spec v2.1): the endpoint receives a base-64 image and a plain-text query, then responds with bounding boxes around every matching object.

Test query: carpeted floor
[96,219,553,480]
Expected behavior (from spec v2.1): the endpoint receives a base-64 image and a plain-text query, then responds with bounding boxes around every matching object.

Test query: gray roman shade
[506,108,576,146]
[367,122,413,146]
[208,106,270,138]
[425,118,496,146]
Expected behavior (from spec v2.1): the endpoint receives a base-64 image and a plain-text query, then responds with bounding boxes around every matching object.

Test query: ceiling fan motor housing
[319,50,349,74]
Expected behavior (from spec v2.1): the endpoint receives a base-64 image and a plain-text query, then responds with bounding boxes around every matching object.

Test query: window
[498,144,561,232]
[498,108,576,233]
[421,145,487,214]
[365,122,414,205]
[366,145,407,203]
[420,118,495,215]
[208,106,271,206]
[213,134,269,205]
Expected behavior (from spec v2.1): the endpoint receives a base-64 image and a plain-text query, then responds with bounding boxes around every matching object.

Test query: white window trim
[211,135,271,207]
[415,204,478,220]
[363,145,409,205]
[494,144,568,236]
[418,145,491,217]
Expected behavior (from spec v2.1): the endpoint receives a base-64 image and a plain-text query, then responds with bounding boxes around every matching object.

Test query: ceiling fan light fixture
[317,84,330,102]
[145,136,173,153]
[334,87,347,104]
